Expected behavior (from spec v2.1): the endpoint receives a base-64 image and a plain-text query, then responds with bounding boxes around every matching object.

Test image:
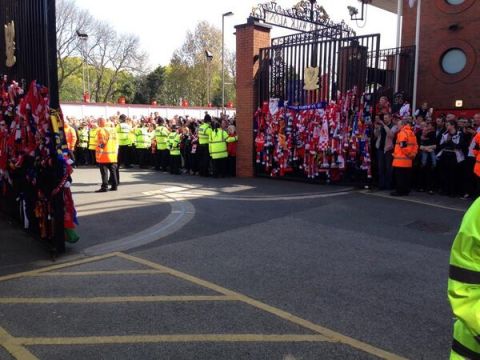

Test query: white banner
[60,102,236,120]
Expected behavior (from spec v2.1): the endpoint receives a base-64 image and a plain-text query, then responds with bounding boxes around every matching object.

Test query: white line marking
[361,191,468,212]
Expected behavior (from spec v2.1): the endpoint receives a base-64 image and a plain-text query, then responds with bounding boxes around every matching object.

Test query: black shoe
[95,188,108,193]
[390,191,402,197]
[109,187,118,191]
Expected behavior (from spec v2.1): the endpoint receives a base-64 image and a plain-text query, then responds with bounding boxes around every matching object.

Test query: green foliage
[133,66,166,104]
[57,17,236,107]
[162,21,236,107]
[58,57,84,101]
[59,56,135,103]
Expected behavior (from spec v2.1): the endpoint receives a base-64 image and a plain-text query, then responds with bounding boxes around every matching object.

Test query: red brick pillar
[235,19,271,177]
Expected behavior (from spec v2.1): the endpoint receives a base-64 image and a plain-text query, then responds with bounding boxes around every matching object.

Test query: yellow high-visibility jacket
[448,199,480,359]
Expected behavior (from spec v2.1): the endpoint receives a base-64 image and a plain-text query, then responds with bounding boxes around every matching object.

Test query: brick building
[371,0,480,114]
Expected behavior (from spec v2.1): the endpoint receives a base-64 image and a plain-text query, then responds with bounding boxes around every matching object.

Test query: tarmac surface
[0,167,471,359]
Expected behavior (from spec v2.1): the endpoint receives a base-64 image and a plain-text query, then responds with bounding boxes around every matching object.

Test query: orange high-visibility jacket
[472,133,480,177]
[393,124,418,168]
[64,125,77,152]
[96,127,118,164]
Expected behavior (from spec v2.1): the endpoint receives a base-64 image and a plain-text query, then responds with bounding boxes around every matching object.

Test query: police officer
[448,198,480,359]
[168,125,182,175]
[198,113,212,176]
[88,122,98,166]
[116,114,132,168]
[95,118,118,192]
[391,118,418,196]
[154,118,170,171]
[209,121,228,178]
[135,121,152,169]
[76,122,90,165]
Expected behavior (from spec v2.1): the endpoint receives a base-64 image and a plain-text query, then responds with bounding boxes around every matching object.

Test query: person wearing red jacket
[226,125,238,177]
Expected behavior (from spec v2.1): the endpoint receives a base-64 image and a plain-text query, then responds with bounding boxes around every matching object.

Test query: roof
[370,0,399,14]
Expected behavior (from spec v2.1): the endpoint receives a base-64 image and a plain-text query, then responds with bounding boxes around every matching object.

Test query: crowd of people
[63,112,238,192]
[62,102,480,200]
[374,99,480,199]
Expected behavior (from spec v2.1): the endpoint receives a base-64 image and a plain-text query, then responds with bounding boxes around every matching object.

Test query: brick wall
[235,20,271,177]
[402,0,480,111]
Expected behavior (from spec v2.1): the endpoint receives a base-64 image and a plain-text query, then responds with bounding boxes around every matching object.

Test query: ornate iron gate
[250,1,416,183]
[0,0,65,255]
[257,33,382,106]
[0,0,59,108]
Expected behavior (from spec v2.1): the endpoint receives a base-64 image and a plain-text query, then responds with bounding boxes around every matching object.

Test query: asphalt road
[0,167,469,360]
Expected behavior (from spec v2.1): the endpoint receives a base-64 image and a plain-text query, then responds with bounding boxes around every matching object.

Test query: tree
[133,66,166,104]
[166,21,223,106]
[56,0,147,103]
[87,23,146,103]
[56,0,95,89]
[58,57,84,101]
[59,56,136,103]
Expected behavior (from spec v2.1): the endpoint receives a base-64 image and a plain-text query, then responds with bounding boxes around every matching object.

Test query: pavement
[0,167,472,360]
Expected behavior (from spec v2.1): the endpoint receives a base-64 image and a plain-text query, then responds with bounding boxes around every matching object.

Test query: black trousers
[461,157,476,196]
[440,152,460,196]
[419,165,434,192]
[198,144,210,176]
[118,145,132,168]
[475,176,480,199]
[212,158,227,178]
[156,149,169,171]
[394,167,412,195]
[227,156,236,177]
[376,149,393,190]
[138,149,150,168]
[182,149,191,172]
[89,150,96,165]
[170,155,181,175]
[187,152,198,173]
[99,163,118,189]
[109,166,121,185]
[76,148,90,165]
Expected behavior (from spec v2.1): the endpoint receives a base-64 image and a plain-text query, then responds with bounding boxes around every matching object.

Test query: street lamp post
[222,11,234,114]
[205,50,214,106]
[76,30,89,99]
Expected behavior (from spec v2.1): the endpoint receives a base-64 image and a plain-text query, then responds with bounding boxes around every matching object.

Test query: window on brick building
[441,49,467,74]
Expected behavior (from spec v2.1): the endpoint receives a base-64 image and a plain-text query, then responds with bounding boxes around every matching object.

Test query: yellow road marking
[117,253,408,360]
[0,253,118,283]
[15,334,330,346]
[29,270,167,277]
[0,327,38,360]
[361,191,467,213]
[0,295,237,304]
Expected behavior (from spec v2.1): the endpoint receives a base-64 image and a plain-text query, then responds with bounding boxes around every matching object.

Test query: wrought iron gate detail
[257,34,382,106]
